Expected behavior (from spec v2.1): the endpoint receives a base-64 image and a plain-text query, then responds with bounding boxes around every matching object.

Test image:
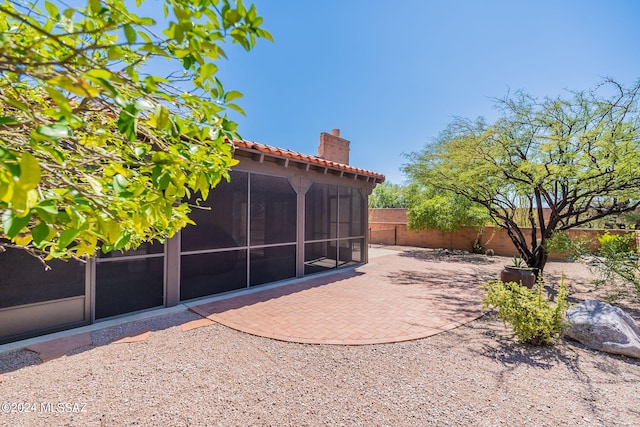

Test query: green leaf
[226,103,246,116]
[32,221,49,245]
[117,104,138,141]
[44,1,59,17]
[88,0,101,14]
[182,54,194,70]
[67,206,87,229]
[44,87,73,118]
[153,105,169,129]
[125,65,139,82]
[173,5,190,22]
[107,46,123,60]
[84,69,119,98]
[2,210,30,238]
[247,4,257,22]
[133,17,156,26]
[114,232,130,250]
[0,180,13,204]
[18,152,41,190]
[84,176,103,195]
[0,117,19,125]
[34,200,59,215]
[4,97,29,112]
[199,63,217,81]
[156,173,171,190]
[36,124,72,140]
[84,69,112,80]
[11,188,38,217]
[57,228,79,249]
[112,174,128,194]
[196,173,209,200]
[224,9,241,25]
[123,24,137,44]
[48,75,100,97]
[91,76,118,97]
[257,28,274,43]
[224,90,243,102]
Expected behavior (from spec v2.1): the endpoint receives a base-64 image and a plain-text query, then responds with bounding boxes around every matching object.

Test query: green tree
[404,79,640,273]
[368,182,410,208]
[406,188,490,232]
[0,0,272,260]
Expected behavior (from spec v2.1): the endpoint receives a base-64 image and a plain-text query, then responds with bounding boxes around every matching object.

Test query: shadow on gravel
[0,310,201,375]
[471,314,640,373]
[386,268,493,287]
[398,249,499,265]
[476,321,640,425]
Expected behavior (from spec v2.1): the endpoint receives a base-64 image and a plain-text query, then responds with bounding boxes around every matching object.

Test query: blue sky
[193,1,640,183]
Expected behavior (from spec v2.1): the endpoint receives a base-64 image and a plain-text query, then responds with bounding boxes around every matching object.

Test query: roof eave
[232,141,385,184]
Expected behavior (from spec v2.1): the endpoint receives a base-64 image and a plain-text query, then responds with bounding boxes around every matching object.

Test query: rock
[580,255,604,267]
[566,300,640,359]
[452,250,469,255]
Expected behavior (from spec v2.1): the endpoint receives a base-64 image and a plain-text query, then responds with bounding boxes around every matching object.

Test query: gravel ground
[1,248,640,426]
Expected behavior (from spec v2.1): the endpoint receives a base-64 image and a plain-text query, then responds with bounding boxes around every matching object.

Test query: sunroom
[0,130,384,344]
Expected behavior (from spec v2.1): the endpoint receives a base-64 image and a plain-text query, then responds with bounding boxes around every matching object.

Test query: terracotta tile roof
[232,139,385,182]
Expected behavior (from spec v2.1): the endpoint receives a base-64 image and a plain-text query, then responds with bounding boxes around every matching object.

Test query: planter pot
[500,266,536,289]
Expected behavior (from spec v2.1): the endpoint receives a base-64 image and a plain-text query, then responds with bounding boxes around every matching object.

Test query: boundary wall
[369,208,639,260]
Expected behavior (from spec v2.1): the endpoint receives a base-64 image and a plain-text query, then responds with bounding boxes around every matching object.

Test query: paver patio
[190,247,488,345]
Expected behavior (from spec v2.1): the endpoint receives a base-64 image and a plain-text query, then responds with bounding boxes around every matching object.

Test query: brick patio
[190,247,486,345]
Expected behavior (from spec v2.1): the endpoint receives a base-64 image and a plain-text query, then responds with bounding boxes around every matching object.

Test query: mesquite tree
[404,79,640,273]
[0,0,272,260]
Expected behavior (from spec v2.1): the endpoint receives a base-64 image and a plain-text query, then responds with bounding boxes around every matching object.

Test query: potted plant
[500,256,536,288]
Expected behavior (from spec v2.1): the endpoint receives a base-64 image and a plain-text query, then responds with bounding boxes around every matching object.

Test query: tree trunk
[527,243,548,279]
[505,225,548,279]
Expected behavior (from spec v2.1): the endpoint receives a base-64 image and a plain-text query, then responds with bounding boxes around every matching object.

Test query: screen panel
[250,174,296,246]
[181,171,248,251]
[304,241,337,275]
[95,257,164,319]
[250,245,296,286]
[0,247,85,309]
[305,183,337,241]
[180,250,247,300]
[338,238,364,267]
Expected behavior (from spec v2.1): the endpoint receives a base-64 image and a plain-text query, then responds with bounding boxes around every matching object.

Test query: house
[0,130,384,344]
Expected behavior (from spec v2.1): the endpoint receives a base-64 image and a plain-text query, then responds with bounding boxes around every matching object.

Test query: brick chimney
[318,129,350,165]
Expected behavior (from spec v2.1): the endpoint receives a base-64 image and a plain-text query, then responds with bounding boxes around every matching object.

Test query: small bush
[592,232,639,300]
[597,231,634,256]
[547,231,640,301]
[481,276,570,345]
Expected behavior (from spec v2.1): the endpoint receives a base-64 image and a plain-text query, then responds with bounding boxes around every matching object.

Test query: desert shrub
[546,231,591,260]
[593,242,640,301]
[597,231,634,256]
[548,231,640,301]
[481,276,570,345]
